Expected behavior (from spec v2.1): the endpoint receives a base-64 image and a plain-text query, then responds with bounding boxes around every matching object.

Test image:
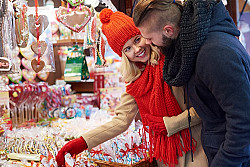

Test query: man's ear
[163,25,174,38]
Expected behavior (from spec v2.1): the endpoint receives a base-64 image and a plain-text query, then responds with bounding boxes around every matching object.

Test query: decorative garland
[94,30,107,67]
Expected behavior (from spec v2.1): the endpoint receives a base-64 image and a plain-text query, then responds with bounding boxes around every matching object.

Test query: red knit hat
[100,8,141,57]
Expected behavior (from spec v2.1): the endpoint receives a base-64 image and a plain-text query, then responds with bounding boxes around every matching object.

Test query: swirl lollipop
[9,84,25,127]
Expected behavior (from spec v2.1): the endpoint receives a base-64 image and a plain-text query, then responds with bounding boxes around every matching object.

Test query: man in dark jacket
[133,0,250,166]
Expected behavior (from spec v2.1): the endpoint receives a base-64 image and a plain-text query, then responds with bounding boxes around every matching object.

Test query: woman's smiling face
[122,35,151,63]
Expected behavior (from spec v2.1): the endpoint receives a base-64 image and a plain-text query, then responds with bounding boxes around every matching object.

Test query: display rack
[53,39,84,46]
[50,40,94,93]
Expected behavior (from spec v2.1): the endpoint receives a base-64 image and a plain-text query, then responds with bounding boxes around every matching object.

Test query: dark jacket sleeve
[197,42,250,167]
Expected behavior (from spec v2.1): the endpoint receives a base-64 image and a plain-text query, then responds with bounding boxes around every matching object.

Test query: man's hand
[56,136,87,166]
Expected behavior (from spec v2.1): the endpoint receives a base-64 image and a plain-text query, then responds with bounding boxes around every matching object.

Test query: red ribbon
[22,5,27,32]
[34,0,41,65]
[120,143,141,157]
[90,149,102,158]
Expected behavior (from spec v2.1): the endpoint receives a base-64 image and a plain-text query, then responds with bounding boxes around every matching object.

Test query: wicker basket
[90,159,157,167]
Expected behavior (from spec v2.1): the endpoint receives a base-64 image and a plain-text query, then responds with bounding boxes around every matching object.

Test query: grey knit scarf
[162,0,217,87]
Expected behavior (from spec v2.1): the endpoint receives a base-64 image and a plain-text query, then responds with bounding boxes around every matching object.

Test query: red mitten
[56,136,87,167]
[144,114,167,136]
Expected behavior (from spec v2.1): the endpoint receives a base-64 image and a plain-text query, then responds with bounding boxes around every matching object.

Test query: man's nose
[145,39,152,45]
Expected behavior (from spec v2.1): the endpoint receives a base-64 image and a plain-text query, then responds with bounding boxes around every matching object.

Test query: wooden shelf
[66,79,94,83]
[53,39,84,46]
[66,79,94,93]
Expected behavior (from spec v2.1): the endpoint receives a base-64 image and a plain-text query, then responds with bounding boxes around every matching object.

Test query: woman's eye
[124,46,131,52]
[135,36,141,43]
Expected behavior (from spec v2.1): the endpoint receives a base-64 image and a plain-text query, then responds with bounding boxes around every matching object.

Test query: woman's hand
[56,136,88,166]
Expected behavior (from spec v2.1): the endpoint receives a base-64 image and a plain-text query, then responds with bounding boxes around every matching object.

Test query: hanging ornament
[56,4,91,33]
[31,41,47,55]
[14,4,29,48]
[31,0,46,73]
[28,14,49,38]
[90,16,97,43]
[94,30,107,67]
[86,19,94,48]
[31,58,45,73]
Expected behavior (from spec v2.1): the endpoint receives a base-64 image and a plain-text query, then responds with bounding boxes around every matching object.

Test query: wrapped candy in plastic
[1,1,21,75]
[47,150,57,167]
[40,154,50,167]
[65,153,75,167]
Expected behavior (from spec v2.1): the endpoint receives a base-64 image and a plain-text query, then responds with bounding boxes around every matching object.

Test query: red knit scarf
[126,54,195,166]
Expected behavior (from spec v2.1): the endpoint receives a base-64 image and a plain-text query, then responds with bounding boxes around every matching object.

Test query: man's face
[138,25,174,49]
[138,25,165,47]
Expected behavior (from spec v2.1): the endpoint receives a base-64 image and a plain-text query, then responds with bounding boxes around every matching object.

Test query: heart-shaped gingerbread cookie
[31,59,45,73]
[22,58,32,70]
[8,73,22,84]
[37,71,50,81]
[22,69,36,82]
[28,14,49,38]
[56,6,91,33]
[31,41,47,56]
[20,45,34,60]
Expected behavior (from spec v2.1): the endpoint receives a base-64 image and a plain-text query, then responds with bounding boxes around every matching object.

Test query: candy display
[0,0,159,167]
[0,112,149,166]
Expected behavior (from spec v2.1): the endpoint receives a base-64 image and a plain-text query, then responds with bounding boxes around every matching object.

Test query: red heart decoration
[28,14,49,38]
[22,69,36,82]
[56,6,91,33]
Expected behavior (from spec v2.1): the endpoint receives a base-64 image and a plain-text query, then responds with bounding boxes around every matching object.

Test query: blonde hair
[120,45,160,85]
